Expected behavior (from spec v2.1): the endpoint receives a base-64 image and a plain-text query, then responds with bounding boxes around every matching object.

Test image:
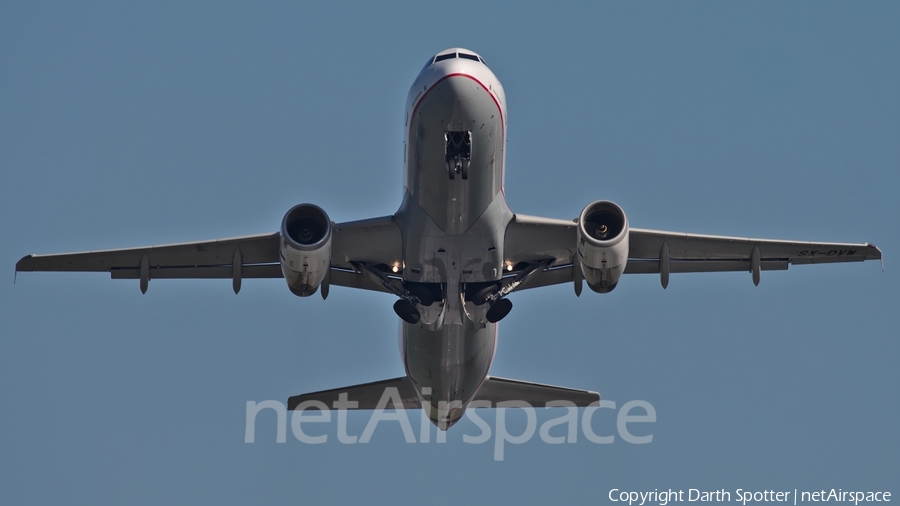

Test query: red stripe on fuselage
[409,72,506,191]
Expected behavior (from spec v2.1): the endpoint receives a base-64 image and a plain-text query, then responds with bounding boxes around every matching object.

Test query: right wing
[16,216,404,294]
[624,228,883,274]
[502,214,882,290]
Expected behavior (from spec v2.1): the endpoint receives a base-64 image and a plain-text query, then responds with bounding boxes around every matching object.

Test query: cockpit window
[429,51,484,66]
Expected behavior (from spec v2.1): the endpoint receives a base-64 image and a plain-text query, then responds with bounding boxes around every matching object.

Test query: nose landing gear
[445,131,471,180]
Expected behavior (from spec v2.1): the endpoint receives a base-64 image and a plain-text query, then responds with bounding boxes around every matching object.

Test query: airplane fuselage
[17,46,880,433]
[396,49,511,427]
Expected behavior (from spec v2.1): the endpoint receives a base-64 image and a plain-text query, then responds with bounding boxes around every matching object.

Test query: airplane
[16,47,883,430]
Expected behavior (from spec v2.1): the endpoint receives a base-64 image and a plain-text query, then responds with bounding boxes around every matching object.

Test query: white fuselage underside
[396,51,511,428]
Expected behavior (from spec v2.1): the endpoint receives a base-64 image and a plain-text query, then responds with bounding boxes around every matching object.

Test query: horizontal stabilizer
[287,376,600,411]
[287,377,420,410]
[473,376,599,407]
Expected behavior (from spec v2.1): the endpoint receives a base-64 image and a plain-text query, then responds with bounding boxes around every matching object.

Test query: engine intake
[280,203,332,297]
[577,200,629,293]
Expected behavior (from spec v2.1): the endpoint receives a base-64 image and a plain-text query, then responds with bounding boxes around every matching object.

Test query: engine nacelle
[577,200,629,293]
[280,203,332,297]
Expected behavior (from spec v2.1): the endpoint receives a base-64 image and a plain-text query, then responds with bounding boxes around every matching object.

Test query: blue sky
[2,2,897,504]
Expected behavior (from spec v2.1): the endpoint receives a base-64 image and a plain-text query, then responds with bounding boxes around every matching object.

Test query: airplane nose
[425,73,481,107]
[446,74,477,102]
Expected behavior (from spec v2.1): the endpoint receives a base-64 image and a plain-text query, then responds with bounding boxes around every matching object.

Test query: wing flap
[517,258,794,287]
[624,259,789,274]
[105,264,389,294]
[109,264,284,279]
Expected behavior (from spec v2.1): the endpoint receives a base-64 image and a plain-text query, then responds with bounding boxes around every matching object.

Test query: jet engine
[577,200,629,293]
[280,203,332,297]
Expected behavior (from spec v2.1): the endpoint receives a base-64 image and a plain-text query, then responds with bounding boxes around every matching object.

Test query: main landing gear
[350,261,429,325]
[391,281,442,325]
[468,259,555,324]
[352,260,552,326]
[486,298,513,323]
[393,299,421,325]
[469,283,512,323]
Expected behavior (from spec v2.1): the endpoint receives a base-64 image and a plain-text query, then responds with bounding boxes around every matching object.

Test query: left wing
[16,216,403,294]
[16,233,283,280]
[503,215,882,290]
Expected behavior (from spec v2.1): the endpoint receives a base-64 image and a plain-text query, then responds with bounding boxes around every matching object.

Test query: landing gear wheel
[461,163,469,180]
[485,298,513,323]
[393,299,421,324]
[449,166,455,180]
